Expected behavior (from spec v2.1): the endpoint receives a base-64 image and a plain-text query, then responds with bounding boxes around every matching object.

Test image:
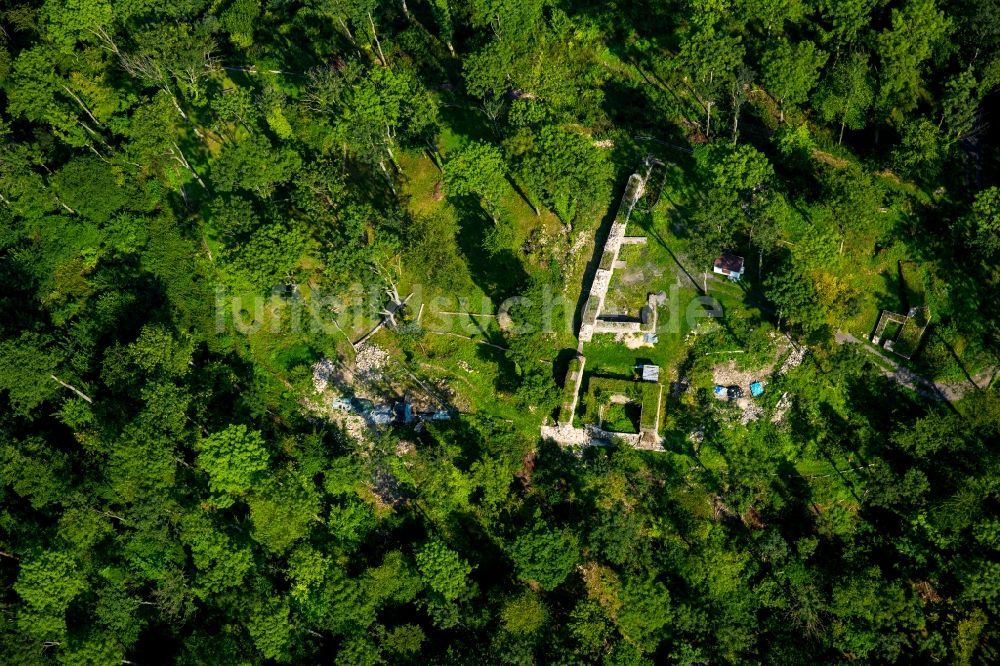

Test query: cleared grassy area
[604,402,640,433]
[575,374,660,433]
[370,325,544,428]
[386,144,586,427]
[603,242,672,315]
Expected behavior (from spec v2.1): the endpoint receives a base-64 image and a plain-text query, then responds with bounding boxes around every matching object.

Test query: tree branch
[51,374,92,403]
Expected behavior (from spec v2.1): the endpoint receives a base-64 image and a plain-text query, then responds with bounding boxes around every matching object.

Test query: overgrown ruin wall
[579,172,647,342]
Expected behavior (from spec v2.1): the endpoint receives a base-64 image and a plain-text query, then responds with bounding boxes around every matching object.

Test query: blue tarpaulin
[369,406,393,425]
[750,381,764,397]
[714,385,725,395]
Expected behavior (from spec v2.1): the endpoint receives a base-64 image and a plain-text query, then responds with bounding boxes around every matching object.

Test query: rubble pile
[312,357,337,393]
[354,344,390,382]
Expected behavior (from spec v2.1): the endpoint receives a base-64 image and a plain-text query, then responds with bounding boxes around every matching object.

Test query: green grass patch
[604,402,640,433]
[274,341,319,372]
[576,374,661,433]
[639,383,662,432]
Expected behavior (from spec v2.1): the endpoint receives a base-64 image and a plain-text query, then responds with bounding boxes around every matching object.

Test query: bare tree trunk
[706,102,713,139]
[78,120,101,139]
[61,85,103,128]
[51,374,92,403]
[386,283,401,307]
[332,317,356,354]
[166,89,190,121]
[838,95,853,145]
[87,26,121,55]
[171,143,207,189]
[381,309,398,328]
[426,138,443,170]
[384,133,400,169]
[368,12,388,67]
[378,159,397,196]
[88,144,111,163]
[202,226,214,262]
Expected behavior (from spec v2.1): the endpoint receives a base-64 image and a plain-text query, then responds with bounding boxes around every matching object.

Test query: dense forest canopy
[2,0,1000,663]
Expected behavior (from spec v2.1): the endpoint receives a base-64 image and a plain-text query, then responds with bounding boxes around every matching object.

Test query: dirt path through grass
[835,330,996,401]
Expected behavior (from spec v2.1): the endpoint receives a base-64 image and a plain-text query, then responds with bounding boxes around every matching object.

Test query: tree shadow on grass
[636,215,705,295]
[553,348,582,387]
[923,327,981,390]
[436,95,496,146]
[770,457,823,540]
[451,199,531,303]
[571,180,624,335]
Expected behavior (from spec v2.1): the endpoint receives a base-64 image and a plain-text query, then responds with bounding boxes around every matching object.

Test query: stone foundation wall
[593,320,643,334]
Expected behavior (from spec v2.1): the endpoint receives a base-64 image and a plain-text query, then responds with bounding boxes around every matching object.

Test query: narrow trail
[835,331,995,401]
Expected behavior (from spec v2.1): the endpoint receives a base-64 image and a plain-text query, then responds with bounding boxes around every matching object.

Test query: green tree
[7,46,94,147]
[41,0,112,53]
[247,596,292,662]
[765,265,826,336]
[367,550,422,606]
[211,135,302,196]
[689,143,774,260]
[220,0,261,49]
[405,212,470,292]
[500,591,549,635]
[223,222,311,291]
[875,0,951,119]
[940,69,979,141]
[678,11,746,139]
[383,623,425,655]
[819,162,884,255]
[511,516,580,590]
[57,632,124,665]
[415,539,473,601]
[761,40,827,123]
[3,437,72,509]
[94,584,146,649]
[816,51,874,144]
[248,474,321,554]
[444,141,509,223]
[892,118,946,182]
[332,66,439,187]
[616,575,672,653]
[181,513,254,597]
[196,424,270,505]
[14,551,87,641]
[514,126,612,226]
[818,0,876,47]
[0,333,63,416]
[965,186,1000,257]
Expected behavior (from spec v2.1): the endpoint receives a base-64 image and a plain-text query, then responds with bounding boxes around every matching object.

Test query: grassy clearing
[398,150,446,219]
[603,242,671,315]
[385,144,586,427]
[604,402,640,433]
